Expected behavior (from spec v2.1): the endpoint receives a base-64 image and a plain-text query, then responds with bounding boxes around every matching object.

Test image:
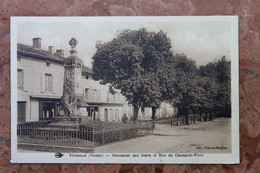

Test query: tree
[198,56,231,119]
[213,56,231,117]
[165,53,199,125]
[92,28,174,121]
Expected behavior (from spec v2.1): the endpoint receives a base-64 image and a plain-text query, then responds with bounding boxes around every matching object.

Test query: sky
[17,17,232,68]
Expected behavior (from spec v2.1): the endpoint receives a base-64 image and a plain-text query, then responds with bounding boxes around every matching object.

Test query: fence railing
[17,121,153,151]
[17,124,94,149]
[154,113,214,126]
[92,121,153,145]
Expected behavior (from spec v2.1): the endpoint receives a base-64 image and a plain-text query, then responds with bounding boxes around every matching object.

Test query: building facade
[80,68,128,122]
[17,38,64,122]
[17,38,176,123]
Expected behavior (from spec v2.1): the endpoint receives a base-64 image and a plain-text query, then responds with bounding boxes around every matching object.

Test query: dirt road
[95,118,231,153]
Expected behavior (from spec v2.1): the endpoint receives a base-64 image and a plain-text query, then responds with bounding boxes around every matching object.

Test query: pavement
[94,118,231,153]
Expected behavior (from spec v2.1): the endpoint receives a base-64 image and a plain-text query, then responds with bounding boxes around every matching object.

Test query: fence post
[120,127,122,141]
[29,125,31,143]
[18,124,21,143]
[35,125,38,144]
[92,123,95,149]
[76,124,79,147]
[152,121,154,134]
[43,127,45,144]
[146,123,148,135]
[102,123,105,145]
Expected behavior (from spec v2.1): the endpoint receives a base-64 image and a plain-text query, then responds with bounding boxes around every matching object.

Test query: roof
[17,43,64,63]
[18,43,93,73]
[82,65,93,74]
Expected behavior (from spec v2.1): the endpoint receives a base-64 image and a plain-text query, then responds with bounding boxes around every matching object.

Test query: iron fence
[17,121,153,152]
[154,113,216,126]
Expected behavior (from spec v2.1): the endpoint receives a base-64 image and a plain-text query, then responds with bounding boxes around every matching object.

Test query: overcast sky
[17,17,232,68]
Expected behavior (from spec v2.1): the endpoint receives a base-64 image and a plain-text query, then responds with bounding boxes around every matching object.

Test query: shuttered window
[85,88,101,102]
[17,69,23,90]
[45,74,53,92]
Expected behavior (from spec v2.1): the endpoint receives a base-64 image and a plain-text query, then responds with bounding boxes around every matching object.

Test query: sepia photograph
[11,16,239,163]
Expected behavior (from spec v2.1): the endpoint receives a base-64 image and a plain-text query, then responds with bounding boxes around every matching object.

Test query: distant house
[79,66,177,121]
[17,38,65,122]
[80,66,128,122]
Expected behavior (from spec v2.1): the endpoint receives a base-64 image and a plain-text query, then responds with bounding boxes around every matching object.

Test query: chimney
[48,46,54,55]
[32,38,41,49]
[56,49,64,56]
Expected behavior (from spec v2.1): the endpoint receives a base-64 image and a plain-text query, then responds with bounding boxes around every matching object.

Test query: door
[40,101,57,120]
[17,102,26,123]
[104,109,108,122]
[115,109,119,121]
[91,108,95,121]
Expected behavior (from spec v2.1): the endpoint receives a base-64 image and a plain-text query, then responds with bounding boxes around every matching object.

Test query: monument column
[61,38,83,116]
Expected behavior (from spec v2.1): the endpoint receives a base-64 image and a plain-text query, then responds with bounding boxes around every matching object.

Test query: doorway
[39,101,57,120]
[104,108,108,122]
[17,102,26,123]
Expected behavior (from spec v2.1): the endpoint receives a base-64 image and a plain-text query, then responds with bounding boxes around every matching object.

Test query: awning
[30,95,62,99]
[87,102,124,106]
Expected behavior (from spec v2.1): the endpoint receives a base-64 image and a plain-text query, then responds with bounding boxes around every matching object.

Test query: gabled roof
[82,65,93,74]
[17,43,64,63]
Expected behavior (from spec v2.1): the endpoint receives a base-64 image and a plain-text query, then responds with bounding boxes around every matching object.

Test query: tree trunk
[185,114,189,125]
[177,114,179,126]
[199,112,202,122]
[228,107,231,117]
[133,104,139,122]
[151,106,156,120]
[193,112,196,124]
[204,112,208,121]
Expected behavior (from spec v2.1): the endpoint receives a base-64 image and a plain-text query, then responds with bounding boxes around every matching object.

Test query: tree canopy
[92,28,231,123]
[92,28,174,120]
[160,54,231,124]
[198,56,231,118]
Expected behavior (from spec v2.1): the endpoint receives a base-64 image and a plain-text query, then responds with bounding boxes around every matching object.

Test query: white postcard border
[10,16,239,164]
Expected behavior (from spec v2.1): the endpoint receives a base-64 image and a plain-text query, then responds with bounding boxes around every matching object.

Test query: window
[85,88,100,102]
[45,74,53,92]
[88,89,94,101]
[94,89,97,101]
[85,88,89,100]
[17,69,23,90]
[95,90,101,102]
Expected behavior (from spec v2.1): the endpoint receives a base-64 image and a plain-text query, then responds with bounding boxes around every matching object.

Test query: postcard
[11,16,239,164]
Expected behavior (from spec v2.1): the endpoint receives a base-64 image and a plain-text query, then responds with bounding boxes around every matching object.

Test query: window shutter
[41,73,45,93]
[23,67,32,92]
[52,74,57,94]
[89,89,94,102]
[97,90,101,102]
